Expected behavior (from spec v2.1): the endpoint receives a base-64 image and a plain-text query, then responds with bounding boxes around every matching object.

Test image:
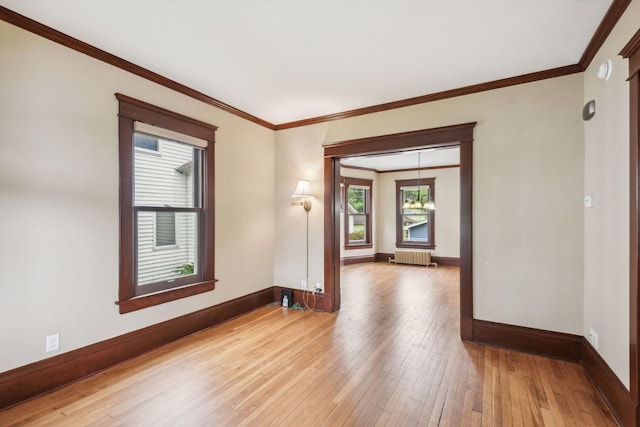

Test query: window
[117,93,217,313]
[396,178,435,249]
[343,177,373,249]
[155,211,176,247]
[134,133,159,151]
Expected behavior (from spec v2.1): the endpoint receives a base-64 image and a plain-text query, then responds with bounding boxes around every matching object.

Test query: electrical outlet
[314,282,323,293]
[589,328,599,349]
[46,334,60,353]
[301,280,307,290]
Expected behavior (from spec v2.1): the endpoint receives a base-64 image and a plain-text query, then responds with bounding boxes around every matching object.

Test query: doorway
[322,123,476,340]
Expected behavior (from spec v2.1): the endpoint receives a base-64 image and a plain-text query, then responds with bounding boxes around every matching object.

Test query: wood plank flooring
[0,263,617,426]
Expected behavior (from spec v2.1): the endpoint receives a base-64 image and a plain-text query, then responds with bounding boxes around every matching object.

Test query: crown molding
[341,163,459,174]
[0,6,276,130]
[579,0,632,69]
[1,0,631,131]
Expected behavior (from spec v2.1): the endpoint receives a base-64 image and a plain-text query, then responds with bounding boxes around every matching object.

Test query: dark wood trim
[341,255,375,265]
[341,164,459,174]
[116,93,218,138]
[117,94,217,313]
[472,319,582,362]
[324,123,476,157]
[395,178,435,249]
[378,164,460,174]
[118,281,217,314]
[473,320,635,426]
[277,66,581,130]
[582,339,636,427]
[375,253,394,262]
[459,141,473,341]
[1,3,629,132]
[621,28,640,78]
[344,244,373,250]
[0,7,275,130]
[273,286,326,312]
[430,256,460,267]
[343,177,373,249]
[118,115,135,303]
[324,123,475,327]
[324,157,341,312]
[0,288,274,410]
[579,0,632,69]
[621,27,640,423]
[631,70,640,425]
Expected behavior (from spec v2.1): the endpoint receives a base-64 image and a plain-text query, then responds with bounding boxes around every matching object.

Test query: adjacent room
[1,0,640,425]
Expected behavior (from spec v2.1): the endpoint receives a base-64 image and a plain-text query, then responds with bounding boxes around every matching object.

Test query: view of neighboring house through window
[396,178,435,249]
[344,177,373,248]
[134,134,199,286]
[117,93,217,313]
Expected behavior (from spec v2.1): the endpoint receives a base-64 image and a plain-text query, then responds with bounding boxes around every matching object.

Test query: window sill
[117,279,217,314]
[344,243,373,250]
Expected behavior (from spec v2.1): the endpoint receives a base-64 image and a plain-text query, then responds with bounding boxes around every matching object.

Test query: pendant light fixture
[401,151,435,211]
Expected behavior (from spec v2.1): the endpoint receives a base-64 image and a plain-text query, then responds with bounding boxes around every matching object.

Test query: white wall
[376,167,460,257]
[275,74,585,335]
[0,21,275,373]
[582,0,640,390]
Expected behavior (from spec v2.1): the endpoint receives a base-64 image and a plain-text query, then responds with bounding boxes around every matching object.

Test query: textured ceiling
[1,0,613,125]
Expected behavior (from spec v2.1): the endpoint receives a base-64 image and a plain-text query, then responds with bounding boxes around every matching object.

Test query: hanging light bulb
[424,185,435,210]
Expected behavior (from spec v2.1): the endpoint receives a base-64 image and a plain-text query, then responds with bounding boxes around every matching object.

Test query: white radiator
[389,250,437,267]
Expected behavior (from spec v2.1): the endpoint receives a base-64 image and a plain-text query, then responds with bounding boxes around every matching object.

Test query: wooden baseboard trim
[375,253,394,262]
[0,287,274,410]
[273,286,326,312]
[431,256,460,267]
[581,338,635,427]
[472,319,582,362]
[341,255,375,265]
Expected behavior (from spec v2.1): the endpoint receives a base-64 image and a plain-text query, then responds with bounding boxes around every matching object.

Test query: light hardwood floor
[0,263,617,426]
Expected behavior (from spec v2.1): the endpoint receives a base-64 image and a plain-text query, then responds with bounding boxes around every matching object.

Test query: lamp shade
[292,180,314,199]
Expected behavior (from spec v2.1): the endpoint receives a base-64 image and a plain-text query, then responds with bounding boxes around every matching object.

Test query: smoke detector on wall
[596,59,612,80]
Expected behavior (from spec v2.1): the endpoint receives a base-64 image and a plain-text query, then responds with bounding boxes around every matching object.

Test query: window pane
[134,134,198,208]
[401,187,428,214]
[403,214,428,242]
[348,214,367,242]
[347,187,366,214]
[400,185,430,242]
[137,212,199,286]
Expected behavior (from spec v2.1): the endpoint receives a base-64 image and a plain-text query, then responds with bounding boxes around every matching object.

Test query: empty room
[1,1,640,425]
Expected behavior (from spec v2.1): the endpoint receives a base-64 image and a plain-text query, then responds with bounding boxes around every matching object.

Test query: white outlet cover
[46,334,60,353]
[584,194,594,208]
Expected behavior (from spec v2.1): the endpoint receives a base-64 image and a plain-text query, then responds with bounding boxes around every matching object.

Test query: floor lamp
[291,180,314,309]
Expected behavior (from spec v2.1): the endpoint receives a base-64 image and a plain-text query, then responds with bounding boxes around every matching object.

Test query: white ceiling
[1,0,613,125]
[342,147,459,171]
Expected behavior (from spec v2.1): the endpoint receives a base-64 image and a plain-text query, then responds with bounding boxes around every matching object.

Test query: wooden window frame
[116,93,217,314]
[396,178,435,250]
[343,177,373,249]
